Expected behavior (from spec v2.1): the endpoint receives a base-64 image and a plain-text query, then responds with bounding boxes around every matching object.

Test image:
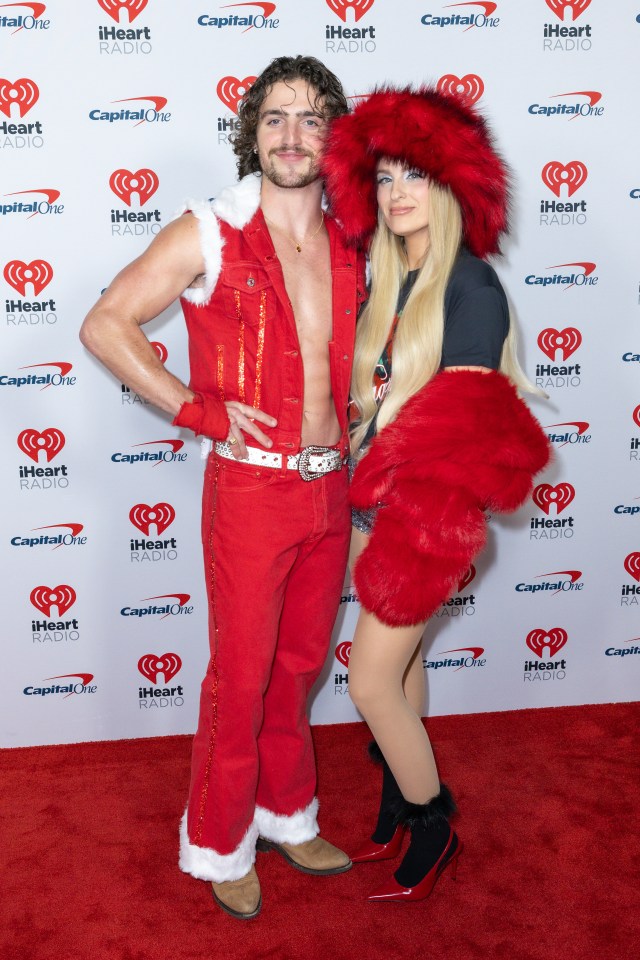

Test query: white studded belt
[215,441,345,481]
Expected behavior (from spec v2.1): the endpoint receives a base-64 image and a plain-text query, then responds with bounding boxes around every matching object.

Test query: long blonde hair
[350,180,540,453]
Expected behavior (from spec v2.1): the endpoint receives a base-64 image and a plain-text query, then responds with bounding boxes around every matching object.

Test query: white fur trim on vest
[254,798,319,845]
[179,810,259,883]
[173,175,262,307]
[212,173,262,228]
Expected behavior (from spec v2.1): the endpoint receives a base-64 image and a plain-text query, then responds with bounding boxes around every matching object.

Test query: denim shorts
[347,454,378,535]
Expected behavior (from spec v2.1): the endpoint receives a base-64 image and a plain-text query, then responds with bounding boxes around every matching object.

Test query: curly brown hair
[231,55,349,178]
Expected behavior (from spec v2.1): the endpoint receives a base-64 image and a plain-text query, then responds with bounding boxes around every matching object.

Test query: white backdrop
[2,0,639,748]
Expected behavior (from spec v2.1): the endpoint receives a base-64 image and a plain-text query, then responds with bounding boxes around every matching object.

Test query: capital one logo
[633,405,640,429]
[545,421,590,447]
[216,76,256,114]
[129,502,175,535]
[541,161,587,198]
[97,0,147,22]
[4,259,52,296]
[624,553,640,583]
[537,327,582,361]
[109,168,158,206]
[0,77,39,118]
[335,640,351,667]
[0,3,47,34]
[30,584,76,616]
[545,0,590,21]
[18,427,65,462]
[94,96,168,127]
[3,188,61,219]
[138,652,182,684]
[11,361,73,390]
[326,0,374,22]
[437,74,484,106]
[526,627,568,658]
[532,482,575,515]
[435,647,485,671]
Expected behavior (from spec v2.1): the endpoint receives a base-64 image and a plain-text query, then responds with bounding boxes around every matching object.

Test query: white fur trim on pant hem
[254,798,319,845]
[179,811,259,883]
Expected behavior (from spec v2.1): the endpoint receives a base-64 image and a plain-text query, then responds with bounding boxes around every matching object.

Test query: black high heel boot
[368,784,462,901]
[351,742,406,863]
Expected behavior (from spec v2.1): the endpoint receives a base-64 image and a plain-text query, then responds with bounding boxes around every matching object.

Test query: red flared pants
[182,452,350,879]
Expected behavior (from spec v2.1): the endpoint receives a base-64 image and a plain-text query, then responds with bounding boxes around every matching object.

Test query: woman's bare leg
[348,609,438,803]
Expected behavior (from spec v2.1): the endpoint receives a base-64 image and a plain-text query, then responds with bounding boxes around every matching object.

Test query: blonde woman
[322,88,550,903]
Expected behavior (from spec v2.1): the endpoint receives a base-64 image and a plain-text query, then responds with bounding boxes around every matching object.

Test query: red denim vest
[180,209,366,457]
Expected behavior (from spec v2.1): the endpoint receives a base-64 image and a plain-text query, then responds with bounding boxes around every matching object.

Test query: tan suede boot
[211,865,261,919]
[257,836,352,875]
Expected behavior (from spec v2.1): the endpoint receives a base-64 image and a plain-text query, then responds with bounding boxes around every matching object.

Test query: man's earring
[253,145,258,154]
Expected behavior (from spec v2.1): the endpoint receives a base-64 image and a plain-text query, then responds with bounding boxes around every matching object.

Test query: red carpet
[2,703,639,960]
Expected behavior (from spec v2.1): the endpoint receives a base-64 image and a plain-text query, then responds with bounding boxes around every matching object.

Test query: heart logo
[335,641,351,668]
[97,0,148,24]
[541,161,588,198]
[30,584,76,617]
[129,502,175,535]
[525,628,568,658]
[0,77,39,118]
[537,327,582,361]
[109,168,159,207]
[624,553,640,583]
[216,76,257,115]
[437,74,485,106]
[545,0,591,22]
[150,341,168,364]
[138,653,182,684]
[4,259,53,296]
[633,405,640,429]
[457,565,476,592]
[17,427,65,463]
[326,0,375,23]
[532,483,575,516]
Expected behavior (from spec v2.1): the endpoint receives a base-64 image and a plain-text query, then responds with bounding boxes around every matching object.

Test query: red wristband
[172,393,230,441]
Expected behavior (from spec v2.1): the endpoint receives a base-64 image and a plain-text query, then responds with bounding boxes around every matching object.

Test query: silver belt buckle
[298,445,339,481]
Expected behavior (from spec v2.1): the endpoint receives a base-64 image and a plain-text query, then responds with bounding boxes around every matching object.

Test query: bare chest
[270,233,333,347]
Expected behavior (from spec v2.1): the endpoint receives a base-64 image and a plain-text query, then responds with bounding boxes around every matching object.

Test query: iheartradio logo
[437,74,484,106]
[633,405,640,430]
[624,553,640,583]
[138,652,182,684]
[17,427,65,462]
[109,168,158,206]
[97,0,148,23]
[545,0,590,21]
[30,584,76,616]
[335,641,351,668]
[326,0,374,23]
[151,341,168,364]
[0,77,39,118]
[458,565,476,592]
[216,76,256,115]
[537,327,581,361]
[4,259,53,296]
[541,161,587,198]
[129,502,175,535]
[532,483,575,515]
[526,627,568,658]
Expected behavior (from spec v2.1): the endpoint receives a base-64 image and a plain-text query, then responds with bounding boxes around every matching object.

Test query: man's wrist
[172,393,230,440]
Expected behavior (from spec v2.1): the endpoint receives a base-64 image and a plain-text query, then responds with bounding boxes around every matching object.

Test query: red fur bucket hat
[321,86,510,258]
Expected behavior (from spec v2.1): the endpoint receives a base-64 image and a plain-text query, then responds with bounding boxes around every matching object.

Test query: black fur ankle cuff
[390,783,457,828]
[367,740,385,764]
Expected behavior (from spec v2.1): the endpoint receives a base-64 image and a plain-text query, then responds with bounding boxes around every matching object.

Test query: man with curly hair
[80,56,365,919]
